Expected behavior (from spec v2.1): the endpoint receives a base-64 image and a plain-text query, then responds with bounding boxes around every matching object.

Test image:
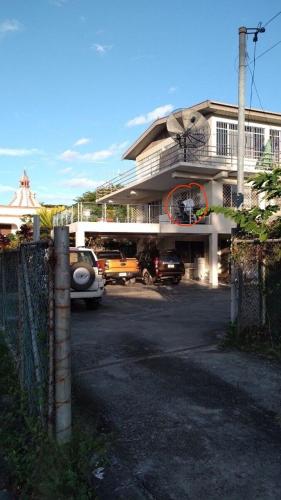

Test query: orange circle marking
[164,183,209,227]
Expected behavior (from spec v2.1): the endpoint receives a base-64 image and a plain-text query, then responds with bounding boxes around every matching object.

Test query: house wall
[0,206,38,233]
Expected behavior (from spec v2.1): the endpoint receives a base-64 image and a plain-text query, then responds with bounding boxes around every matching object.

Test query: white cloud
[49,0,68,6]
[168,86,178,94]
[0,19,23,36]
[73,137,91,147]
[0,148,39,157]
[60,149,112,162]
[92,43,112,55]
[62,178,101,189]
[59,167,73,174]
[59,142,128,163]
[39,192,74,203]
[0,184,14,193]
[126,104,174,127]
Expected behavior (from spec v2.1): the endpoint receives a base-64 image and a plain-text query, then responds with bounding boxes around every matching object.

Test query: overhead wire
[247,58,265,112]
[263,10,281,28]
[248,38,257,112]
[253,39,281,63]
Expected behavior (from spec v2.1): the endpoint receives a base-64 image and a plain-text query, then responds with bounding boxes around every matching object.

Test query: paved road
[72,282,281,500]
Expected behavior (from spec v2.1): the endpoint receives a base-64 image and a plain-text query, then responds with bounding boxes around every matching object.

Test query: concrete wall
[0,206,38,233]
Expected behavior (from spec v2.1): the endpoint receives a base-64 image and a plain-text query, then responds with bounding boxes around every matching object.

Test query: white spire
[9,170,41,208]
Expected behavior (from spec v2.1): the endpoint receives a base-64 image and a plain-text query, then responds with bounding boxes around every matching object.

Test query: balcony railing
[53,202,210,226]
[96,139,280,200]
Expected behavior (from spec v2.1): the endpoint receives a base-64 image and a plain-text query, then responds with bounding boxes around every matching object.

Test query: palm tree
[37,206,65,236]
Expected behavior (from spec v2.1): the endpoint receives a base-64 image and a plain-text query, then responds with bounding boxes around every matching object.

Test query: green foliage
[37,206,65,230]
[206,204,279,241]
[220,322,281,361]
[75,185,127,223]
[75,184,124,203]
[198,167,281,241]
[0,335,101,498]
[75,191,97,203]
[249,167,281,200]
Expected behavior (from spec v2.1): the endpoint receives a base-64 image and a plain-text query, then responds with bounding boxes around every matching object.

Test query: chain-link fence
[0,240,54,423]
[232,238,281,342]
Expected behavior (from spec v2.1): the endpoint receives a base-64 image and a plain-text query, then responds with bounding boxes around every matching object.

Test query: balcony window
[270,129,281,162]
[245,126,264,159]
[223,184,258,208]
[216,121,264,159]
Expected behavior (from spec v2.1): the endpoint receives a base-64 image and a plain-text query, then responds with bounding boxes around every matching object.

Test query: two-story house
[56,100,281,286]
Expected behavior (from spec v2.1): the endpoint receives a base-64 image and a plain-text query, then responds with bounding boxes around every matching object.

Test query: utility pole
[237,27,247,209]
[237,24,265,209]
[33,214,40,242]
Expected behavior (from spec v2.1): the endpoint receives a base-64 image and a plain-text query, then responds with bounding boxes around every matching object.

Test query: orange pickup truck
[96,250,139,284]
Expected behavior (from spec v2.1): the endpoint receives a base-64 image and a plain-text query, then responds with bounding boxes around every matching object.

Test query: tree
[37,206,65,229]
[200,167,281,241]
[75,185,127,222]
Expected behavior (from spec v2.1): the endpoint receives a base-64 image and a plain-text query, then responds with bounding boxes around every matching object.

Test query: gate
[0,241,54,423]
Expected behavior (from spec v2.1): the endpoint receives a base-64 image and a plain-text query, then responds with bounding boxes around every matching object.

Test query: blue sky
[0,0,281,205]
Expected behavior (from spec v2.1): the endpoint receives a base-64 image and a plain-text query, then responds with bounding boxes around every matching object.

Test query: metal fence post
[54,226,71,443]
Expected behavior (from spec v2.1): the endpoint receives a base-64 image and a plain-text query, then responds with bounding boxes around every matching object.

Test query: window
[223,184,258,209]
[70,251,96,266]
[245,126,264,159]
[216,121,264,159]
[270,129,281,163]
[216,122,228,155]
[223,184,237,207]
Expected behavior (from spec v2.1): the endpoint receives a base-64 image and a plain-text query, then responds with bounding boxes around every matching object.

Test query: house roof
[123,100,281,160]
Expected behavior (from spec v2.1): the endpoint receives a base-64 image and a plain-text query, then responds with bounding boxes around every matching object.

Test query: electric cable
[263,10,281,28]
[253,39,281,63]
[249,40,257,112]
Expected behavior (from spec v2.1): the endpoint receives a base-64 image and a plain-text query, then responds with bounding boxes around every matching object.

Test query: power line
[249,41,257,112]
[247,59,265,112]
[263,10,281,27]
[253,38,281,62]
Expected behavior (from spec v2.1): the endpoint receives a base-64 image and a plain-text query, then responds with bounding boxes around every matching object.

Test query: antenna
[166,109,210,161]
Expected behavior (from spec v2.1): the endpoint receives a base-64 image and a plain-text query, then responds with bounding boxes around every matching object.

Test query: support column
[209,233,218,287]
[75,226,85,247]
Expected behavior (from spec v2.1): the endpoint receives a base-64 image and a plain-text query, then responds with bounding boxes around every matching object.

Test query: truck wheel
[71,262,95,291]
[143,269,153,285]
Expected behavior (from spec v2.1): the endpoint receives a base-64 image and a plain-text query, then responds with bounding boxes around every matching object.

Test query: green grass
[0,334,107,499]
[220,322,281,361]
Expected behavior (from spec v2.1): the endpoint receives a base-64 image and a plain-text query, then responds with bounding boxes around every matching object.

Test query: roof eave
[123,100,281,160]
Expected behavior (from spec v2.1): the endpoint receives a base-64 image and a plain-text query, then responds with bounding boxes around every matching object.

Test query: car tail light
[97,265,103,275]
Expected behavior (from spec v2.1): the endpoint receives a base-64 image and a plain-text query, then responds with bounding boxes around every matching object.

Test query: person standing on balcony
[182,196,195,223]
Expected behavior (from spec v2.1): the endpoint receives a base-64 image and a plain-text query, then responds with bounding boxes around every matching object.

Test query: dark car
[138,249,185,285]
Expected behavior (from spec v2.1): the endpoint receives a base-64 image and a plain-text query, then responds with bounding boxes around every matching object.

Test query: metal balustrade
[53,202,210,226]
[96,138,280,200]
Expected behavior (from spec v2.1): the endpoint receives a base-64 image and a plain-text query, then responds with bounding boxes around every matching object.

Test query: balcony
[96,139,280,201]
[53,202,210,226]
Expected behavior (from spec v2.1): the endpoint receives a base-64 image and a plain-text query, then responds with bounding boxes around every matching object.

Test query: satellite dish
[167,109,210,154]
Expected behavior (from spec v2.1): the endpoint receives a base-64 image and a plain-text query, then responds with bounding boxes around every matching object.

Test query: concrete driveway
[72,282,281,499]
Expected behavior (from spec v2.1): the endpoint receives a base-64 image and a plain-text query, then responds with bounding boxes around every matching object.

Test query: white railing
[53,202,210,226]
[96,139,280,200]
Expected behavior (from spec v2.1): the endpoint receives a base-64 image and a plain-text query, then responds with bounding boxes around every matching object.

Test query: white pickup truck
[70,247,105,309]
